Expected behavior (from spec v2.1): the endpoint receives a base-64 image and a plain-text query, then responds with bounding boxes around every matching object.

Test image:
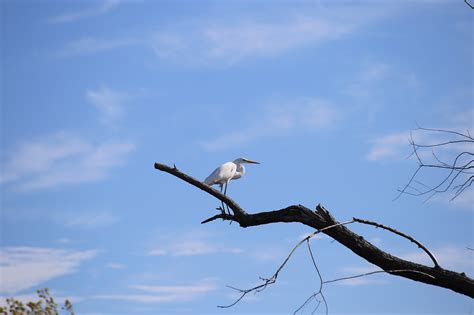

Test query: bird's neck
[235,163,245,176]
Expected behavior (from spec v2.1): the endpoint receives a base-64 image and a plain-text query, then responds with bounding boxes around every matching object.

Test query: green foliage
[0,289,74,315]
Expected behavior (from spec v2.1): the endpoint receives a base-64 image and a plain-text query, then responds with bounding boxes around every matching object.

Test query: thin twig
[323,269,436,285]
[465,0,474,9]
[397,127,474,201]
[353,217,440,268]
[414,126,474,140]
[218,220,355,308]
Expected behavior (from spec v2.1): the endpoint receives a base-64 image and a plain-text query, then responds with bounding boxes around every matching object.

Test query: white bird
[204,157,260,213]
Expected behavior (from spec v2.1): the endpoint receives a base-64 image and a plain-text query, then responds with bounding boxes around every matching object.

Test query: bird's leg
[218,184,225,215]
[223,181,231,215]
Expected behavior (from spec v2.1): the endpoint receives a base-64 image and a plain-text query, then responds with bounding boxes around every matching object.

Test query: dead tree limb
[465,0,474,9]
[218,220,356,309]
[397,127,474,202]
[154,162,474,298]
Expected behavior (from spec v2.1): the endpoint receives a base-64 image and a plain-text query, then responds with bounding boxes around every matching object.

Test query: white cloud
[343,63,390,100]
[151,18,350,64]
[366,131,411,161]
[92,279,217,303]
[151,6,389,65]
[428,188,474,211]
[56,238,73,244]
[297,232,330,241]
[62,211,119,229]
[400,245,474,275]
[147,231,243,257]
[367,108,474,163]
[86,87,127,125]
[152,17,352,65]
[0,132,135,192]
[201,99,339,151]
[0,133,89,183]
[201,17,351,63]
[147,249,167,256]
[49,0,120,24]
[172,240,216,256]
[250,249,286,262]
[0,247,99,294]
[105,263,126,270]
[450,108,474,131]
[366,119,473,205]
[54,4,395,62]
[369,237,382,246]
[57,37,139,57]
[448,190,474,210]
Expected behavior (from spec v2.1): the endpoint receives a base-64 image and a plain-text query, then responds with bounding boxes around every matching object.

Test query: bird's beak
[245,159,260,164]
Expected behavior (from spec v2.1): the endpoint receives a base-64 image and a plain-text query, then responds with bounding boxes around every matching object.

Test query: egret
[204,157,260,214]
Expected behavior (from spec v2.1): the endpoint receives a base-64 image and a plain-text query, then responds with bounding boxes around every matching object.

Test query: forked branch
[154,162,474,300]
[397,127,474,202]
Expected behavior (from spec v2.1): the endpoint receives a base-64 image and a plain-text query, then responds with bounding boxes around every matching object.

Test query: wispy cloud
[400,245,473,275]
[92,279,217,303]
[56,238,73,244]
[0,132,135,192]
[366,131,411,161]
[343,63,390,100]
[86,87,127,125]
[57,37,139,57]
[435,190,474,210]
[367,109,473,163]
[365,128,464,162]
[0,133,89,184]
[62,211,119,229]
[150,2,398,66]
[147,231,243,257]
[366,125,473,207]
[296,232,330,241]
[450,108,474,131]
[105,263,126,270]
[249,246,287,262]
[342,62,396,123]
[57,5,390,62]
[49,0,120,24]
[57,15,350,60]
[0,247,99,294]
[152,16,353,65]
[201,99,339,151]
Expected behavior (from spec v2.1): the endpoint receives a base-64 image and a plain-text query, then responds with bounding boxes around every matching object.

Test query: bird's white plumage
[204,161,237,186]
[204,157,259,214]
[204,157,259,189]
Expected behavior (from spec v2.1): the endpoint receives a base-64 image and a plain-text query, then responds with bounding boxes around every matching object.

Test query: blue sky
[1,0,473,314]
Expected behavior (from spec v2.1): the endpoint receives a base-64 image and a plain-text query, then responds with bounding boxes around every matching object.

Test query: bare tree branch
[465,0,474,9]
[352,217,440,268]
[154,162,474,300]
[414,126,474,140]
[323,269,436,285]
[398,127,474,201]
[217,220,355,309]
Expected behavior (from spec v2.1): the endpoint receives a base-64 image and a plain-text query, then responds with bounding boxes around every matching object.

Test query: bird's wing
[204,166,222,185]
[204,162,237,185]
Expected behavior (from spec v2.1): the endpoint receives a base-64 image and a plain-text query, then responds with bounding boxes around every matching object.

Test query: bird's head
[234,157,260,164]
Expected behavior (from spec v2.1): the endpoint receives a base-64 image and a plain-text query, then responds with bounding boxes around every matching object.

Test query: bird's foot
[215,206,226,216]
